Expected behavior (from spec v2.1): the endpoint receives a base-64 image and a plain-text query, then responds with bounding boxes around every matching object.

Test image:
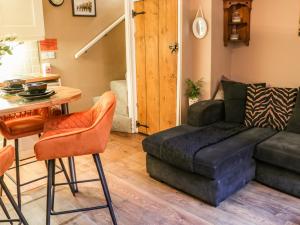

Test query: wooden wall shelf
[223,0,253,46]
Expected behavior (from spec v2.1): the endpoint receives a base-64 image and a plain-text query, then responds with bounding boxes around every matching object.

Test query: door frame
[124,0,182,133]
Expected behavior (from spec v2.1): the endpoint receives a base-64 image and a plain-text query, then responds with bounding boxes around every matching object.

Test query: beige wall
[181,0,212,122]
[231,0,300,88]
[42,0,126,112]
[181,0,231,122]
[211,0,231,94]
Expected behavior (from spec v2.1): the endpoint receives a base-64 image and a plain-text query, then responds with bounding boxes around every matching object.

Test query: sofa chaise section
[143,100,277,206]
[146,154,255,206]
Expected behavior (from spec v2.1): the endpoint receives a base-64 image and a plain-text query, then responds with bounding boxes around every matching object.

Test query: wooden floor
[1,132,300,225]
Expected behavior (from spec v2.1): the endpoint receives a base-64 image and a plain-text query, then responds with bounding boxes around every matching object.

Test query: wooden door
[134,0,178,135]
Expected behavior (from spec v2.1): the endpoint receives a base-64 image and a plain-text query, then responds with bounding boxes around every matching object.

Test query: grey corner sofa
[142,100,300,206]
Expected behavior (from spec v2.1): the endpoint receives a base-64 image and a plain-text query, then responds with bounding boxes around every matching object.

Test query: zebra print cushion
[245,85,298,130]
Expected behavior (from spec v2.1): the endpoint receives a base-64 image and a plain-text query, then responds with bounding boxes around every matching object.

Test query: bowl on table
[25,82,48,95]
[3,79,26,89]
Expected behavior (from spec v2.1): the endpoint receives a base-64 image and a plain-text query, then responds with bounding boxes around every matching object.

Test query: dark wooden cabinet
[223,0,253,46]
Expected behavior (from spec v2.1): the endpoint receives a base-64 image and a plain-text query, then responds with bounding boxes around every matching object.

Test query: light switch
[41,51,56,60]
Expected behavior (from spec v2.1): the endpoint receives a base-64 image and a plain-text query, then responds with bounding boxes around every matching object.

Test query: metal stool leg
[0,176,29,225]
[51,161,56,212]
[14,139,21,209]
[0,197,13,225]
[93,154,117,225]
[46,159,55,225]
[59,159,75,195]
[3,138,7,147]
[0,138,7,198]
[61,103,79,193]
[0,138,7,197]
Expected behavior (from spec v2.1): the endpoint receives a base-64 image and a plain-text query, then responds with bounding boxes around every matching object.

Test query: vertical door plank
[144,0,160,135]
[134,1,147,134]
[159,0,178,130]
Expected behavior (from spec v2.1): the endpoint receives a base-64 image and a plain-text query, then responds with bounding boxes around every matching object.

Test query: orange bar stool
[35,91,117,225]
[0,107,70,209]
[0,145,29,225]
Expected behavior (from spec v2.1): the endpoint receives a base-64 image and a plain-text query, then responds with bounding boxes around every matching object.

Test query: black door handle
[132,10,146,18]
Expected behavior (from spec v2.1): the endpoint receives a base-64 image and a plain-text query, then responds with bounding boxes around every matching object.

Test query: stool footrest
[9,159,39,170]
[0,219,20,222]
[51,204,108,215]
[54,178,99,187]
[5,170,64,186]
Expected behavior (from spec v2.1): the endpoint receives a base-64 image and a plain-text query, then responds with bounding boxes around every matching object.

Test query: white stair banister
[75,15,125,59]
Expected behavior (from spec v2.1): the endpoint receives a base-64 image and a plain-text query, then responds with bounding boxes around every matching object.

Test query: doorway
[133,0,179,135]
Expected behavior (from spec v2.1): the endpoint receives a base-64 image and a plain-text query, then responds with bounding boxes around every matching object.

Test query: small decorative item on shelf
[230,26,240,41]
[232,10,242,23]
[185,78,203,106]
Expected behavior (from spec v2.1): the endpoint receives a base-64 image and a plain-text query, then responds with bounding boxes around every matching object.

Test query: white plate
[193,17,208,39]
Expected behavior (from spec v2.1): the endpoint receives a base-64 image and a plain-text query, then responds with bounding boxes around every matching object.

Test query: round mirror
[193,17,208,39]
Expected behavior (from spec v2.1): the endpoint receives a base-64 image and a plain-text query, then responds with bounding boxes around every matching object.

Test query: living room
[0,0,299,225]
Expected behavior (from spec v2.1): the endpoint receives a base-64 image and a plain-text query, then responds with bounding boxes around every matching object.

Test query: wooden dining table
[0,85,82,192]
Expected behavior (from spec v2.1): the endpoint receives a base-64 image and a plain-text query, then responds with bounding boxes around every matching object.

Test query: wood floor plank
[1,133,300,225]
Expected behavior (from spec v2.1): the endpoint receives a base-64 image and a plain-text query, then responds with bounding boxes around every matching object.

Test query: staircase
[94,79,132,133]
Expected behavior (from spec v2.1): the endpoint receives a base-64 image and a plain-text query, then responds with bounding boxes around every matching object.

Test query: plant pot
[189,98,199,106]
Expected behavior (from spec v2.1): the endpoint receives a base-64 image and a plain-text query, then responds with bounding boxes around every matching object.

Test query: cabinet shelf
[223,0,253,47]
[228,22,248,26]
[228,39,243,43]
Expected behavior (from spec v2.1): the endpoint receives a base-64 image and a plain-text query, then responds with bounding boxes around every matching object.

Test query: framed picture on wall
[72,0,96,17]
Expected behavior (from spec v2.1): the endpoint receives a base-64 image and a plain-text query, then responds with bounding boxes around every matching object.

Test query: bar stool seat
[0,145,29,225]
[0,146,15,178]
[35,102,113,160]
[0,115,44,139]
[0,107,63,209]
[34,91,118,225]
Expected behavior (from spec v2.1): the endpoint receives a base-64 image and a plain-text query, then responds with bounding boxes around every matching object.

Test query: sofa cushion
[222,80,248,123]
[287,88,300,134]
[212,75,231,100]
[244,86,298,131]
[142,125,201,159]
[244,84,267,128]
[222,81,266,124]
[194,127,277,179]
[160,122,248,174]
[256,161,300,198]
[188,100,224,127]
[255,131,300,174]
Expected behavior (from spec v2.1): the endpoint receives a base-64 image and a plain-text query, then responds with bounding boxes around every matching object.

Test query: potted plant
[0,36,17,65]
[185,78,203,106]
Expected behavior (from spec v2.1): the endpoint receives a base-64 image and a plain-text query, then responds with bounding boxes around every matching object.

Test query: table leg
[61,103,79,193]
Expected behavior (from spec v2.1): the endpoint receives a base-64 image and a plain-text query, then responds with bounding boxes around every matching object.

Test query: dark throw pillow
[287,89,300,133]
[222,80,265,124]
[245,86,298,131]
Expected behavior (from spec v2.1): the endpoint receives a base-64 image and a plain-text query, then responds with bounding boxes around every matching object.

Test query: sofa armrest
[188,100,224,127]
